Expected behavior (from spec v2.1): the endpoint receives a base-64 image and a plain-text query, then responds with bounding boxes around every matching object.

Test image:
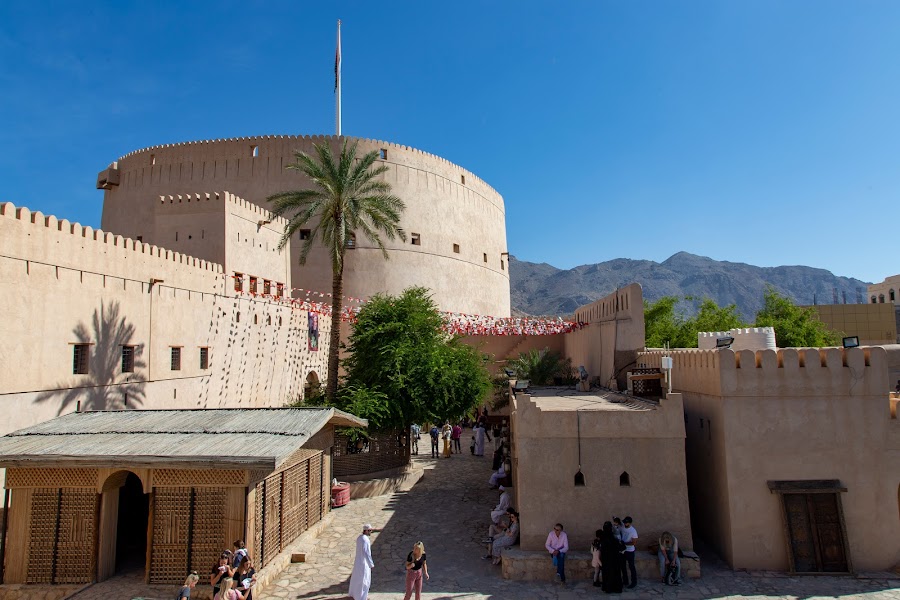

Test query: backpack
[665,562,678,585]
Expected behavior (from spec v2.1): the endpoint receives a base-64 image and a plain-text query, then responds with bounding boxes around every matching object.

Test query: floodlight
[842,336,860,348]
[504,368,515,378]
[716,336,734,349]
[513,380,530,391]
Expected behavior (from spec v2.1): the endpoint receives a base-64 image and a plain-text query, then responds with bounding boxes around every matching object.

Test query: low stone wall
[344,464,424,499]
[0,584,83,600]
[252,512,334,597]
[500,548,700,582]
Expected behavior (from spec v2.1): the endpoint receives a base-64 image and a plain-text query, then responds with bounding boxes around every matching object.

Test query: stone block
[500,548,700,582]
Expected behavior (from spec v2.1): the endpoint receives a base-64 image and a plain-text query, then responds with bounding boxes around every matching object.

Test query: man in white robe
[349,523,376,600]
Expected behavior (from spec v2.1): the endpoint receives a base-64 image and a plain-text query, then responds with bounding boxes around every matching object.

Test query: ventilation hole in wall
[254,314,258,325]
[501,260,505,271]
[267,315,272,325]
[236,312,241,323]
[175,232,178,241]
[188,235,192,240]
[411,233,421,246]
[453,243,460,254]
[136,236,143,242]
[251,145,259,157]
[619,472,630,487]
[278,317,282,326]
[483,253,488,263]
[574,469,585,487]
[299,229,311,240]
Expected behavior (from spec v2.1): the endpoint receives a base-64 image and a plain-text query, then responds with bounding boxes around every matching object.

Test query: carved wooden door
[783,492,848,573]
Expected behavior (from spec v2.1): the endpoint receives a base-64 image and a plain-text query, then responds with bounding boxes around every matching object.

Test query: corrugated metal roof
[0,408,367,470]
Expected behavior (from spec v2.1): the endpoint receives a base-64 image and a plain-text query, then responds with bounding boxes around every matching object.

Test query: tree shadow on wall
[36,301,146,414]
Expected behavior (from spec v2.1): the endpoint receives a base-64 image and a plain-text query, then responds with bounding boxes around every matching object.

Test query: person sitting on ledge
[483,509,519,565]
[488,458,509,489]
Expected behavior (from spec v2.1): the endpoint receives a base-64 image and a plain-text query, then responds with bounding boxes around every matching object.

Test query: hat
[498,485,506,491]
[623,516,632,524]
[363,523,373,531]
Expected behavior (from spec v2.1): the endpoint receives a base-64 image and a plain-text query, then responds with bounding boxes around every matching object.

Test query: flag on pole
[335,20,342,91]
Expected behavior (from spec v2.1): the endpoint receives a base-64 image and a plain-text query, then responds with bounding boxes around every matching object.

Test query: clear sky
[1,1,897,283]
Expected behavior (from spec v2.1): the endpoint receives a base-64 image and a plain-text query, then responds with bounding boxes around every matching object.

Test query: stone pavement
[260,450,900,600]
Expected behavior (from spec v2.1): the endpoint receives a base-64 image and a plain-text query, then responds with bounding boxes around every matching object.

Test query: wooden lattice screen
[26,489,97,584]
[254,452,325,567]
[333,429,409,477]
[149,487,227,584]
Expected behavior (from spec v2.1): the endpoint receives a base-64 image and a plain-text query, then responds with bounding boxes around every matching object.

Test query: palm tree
[268,139,406,400]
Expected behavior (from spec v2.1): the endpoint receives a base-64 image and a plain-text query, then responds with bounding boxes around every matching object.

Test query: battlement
[156,191,289,227]
[698,327,776,351]
[574,283,642,324]
[112,134,500,199]
[638,346,888,398]
[0,201,224,278]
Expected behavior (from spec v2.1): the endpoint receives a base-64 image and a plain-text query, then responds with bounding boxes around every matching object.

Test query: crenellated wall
[697,327,776,351]
[99,135,510,317]
[636,345,900,572]
[0,201,328,438]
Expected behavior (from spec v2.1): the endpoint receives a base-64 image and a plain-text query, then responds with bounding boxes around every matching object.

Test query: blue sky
[1,1,897,283]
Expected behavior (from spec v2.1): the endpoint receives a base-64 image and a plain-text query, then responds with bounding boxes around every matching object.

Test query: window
[266,315,272,325]
[136,236,143,242]
[175,231,178,242]
[461,174,465,184]
[170,347,182,371]
[234,273,243,292]
[251,145,259,157]
[122,346,135,373]
[200,347,209,370]
[346,233,356,249]
[880,294,885,303]
[276,283,284,298]
[263,280,271,295]
[299,229,311,241]
[236,312,241,323]
[411,233,421,246]
[150,154,156,165]
[501,260,505,271]
[891,289,896,302]
[619,472,630,487]
[379,148,387,160]
[872,296,877,304]
[453,243,460,254]
[483,253,488,263]
[73,344,89,375]
[249,277,258,294]
[254,314,258,325]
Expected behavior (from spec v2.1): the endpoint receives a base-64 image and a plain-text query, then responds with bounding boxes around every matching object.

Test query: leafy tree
[644,296,748,348]
[507,348,576,385]
[754,287,841,347]
[268,140,407,400]
[341,287,491,429]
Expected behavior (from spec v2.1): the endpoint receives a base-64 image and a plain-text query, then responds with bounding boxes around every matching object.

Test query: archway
[97,471,150,581]
[304,371,321,400]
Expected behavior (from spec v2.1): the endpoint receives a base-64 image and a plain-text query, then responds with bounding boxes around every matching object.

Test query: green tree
[754,287,840,347]
[507,348,576,386]
[269,140,406,400]
[644,296,748,348]
[341,287,491,429]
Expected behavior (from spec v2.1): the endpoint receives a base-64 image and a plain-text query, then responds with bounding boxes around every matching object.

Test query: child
[591,529,603,586]
[232,540,248,569]
[470,435,476,455]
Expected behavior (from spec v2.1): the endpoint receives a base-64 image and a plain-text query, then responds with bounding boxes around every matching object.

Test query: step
[500,548,701,582]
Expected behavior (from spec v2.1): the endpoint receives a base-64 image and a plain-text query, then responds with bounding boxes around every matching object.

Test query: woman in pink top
[545,523,569,583]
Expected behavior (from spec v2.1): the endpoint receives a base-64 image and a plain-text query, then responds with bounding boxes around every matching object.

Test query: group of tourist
[412,412,508,460]
[176,540,257,599]
[349,524,429,600]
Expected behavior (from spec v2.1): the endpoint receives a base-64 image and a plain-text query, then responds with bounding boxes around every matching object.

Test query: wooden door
[782,492,848,573]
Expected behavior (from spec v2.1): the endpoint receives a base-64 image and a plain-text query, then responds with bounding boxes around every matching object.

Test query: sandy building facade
[98,135,511,317]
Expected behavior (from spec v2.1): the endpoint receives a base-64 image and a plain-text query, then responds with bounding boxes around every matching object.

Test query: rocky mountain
[510,252,871,319]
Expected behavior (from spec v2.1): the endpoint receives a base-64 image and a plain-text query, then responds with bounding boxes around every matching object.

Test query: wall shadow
[35,301,146,414]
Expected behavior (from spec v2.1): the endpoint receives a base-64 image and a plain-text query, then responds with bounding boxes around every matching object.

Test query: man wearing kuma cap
[349,523,379,599]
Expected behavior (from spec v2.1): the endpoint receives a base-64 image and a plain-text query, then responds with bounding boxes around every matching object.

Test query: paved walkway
[261,450,900,600]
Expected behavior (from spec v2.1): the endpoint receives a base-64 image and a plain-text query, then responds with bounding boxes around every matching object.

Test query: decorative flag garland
[229,276,585,335]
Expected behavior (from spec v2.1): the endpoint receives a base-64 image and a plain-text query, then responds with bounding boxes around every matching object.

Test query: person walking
[451,422,462,453]
[402,541,429,600]
[620,516,639,589]
[600,521,624,594]
[473,422,491,456]
[349,524,378,600]
[441,421,452,458]
[545,523,569,584]
[410,423,420,455]
[429,424,440,458]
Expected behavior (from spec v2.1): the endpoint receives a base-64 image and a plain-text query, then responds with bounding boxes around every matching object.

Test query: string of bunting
[230,282,584,335]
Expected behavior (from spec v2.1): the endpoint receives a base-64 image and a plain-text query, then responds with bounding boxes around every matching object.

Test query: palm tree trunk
[326,263,344,401]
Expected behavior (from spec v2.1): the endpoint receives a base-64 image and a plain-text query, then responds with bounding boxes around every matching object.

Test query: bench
[500,548,700,582]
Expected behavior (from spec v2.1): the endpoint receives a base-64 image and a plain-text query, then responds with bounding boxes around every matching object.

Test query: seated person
[658,531,681,585]
[483,509,519,565]
[486,486,511,539]
[488,459,509,489]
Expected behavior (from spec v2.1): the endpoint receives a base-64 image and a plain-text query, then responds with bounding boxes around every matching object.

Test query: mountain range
[509,252,871,319]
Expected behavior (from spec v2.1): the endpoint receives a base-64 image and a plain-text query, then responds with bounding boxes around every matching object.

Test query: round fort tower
[99,135,511,317]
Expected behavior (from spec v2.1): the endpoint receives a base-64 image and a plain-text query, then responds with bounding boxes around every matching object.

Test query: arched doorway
[304,371,321,400]
[98,470,149,581]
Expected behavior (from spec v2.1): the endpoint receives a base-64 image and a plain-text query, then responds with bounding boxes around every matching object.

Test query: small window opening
[249,277,258,294]
[150,154,156,165]
[276,283,284,298]
[200,347,209,370]
[175,232,178,242]
[379,148,387,160]
[263,280,271,295]
[483,253,488,263]
[619,472,630,487]
[73,344,90,375]
[234,273,243,292]
[891,289,896,302]
[122,346,135,373]
[254,314,258,325]
[299,229,311,241]
[880,294,885,303]
[266,315,272,325]
[501,260,505,270]
[453,243,460,254]
[461,174,465,184]
[251,145,259,157]
[871,296,877,304]
[574,469,585,487]
[278,316,283,326]
[188,234,192,240]
[170,347,182,371]
[411,233,421,246]
[236,312,241,323]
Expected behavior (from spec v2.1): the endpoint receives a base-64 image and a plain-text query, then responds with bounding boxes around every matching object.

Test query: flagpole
[335,19,342,136]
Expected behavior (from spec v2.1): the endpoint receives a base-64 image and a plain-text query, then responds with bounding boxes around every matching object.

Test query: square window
[249,277,258,294]
[411,233,421,246]
[379,148,387,160]
[276,283,284,298]
[263,280,271,295]
[200,347,209,370]
[171,347,182,371]
[453,243,460,254]
[73,344,89,375]
[299,229,311,241]
[234,273,243,292]
[122,346,135,373]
